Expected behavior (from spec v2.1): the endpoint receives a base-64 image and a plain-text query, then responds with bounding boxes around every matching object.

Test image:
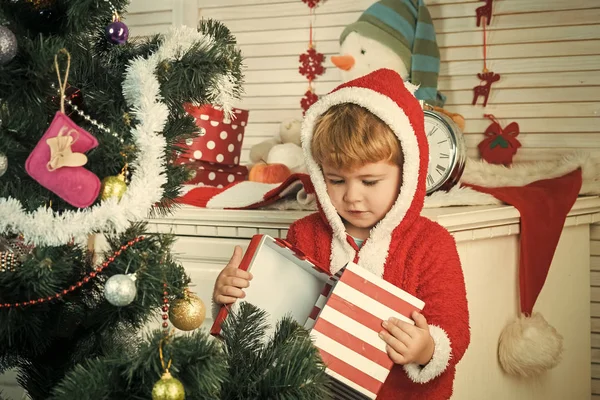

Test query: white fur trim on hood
[301,84,421,277]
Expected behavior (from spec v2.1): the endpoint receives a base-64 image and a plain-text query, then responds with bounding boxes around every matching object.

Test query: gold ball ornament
[100,171,127,201]
[169,291,206,331]
[152,371,185,400]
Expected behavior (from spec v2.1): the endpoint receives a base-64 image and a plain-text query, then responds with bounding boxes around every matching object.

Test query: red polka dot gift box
[181,103,249,166]
[179,159,248,188]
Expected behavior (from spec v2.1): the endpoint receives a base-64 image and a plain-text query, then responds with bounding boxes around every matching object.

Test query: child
[213,68,470,400]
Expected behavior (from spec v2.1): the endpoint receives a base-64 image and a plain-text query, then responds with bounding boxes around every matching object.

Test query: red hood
[300,68,428,276]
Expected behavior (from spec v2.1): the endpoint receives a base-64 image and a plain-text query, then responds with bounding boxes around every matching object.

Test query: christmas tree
[0,1,329,399]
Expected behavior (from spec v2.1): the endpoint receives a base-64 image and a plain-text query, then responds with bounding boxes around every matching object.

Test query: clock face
[424,113,456,193]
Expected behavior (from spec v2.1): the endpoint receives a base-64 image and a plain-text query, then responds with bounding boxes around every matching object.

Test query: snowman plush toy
[332,0,446,106]
[332,0,467,194]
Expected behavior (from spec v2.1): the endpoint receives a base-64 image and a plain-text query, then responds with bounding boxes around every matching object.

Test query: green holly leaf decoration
[490,136,509,149]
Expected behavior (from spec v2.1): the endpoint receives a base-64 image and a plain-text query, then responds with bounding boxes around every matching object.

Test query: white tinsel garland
[0,26,237,246]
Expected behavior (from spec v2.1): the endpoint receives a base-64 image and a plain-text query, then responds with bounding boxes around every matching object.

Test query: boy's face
[322,160,402,241]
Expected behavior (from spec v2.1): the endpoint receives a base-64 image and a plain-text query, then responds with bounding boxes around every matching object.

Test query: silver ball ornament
[0,152,7,177]
[104,274,137,306]
[0,27,17,65]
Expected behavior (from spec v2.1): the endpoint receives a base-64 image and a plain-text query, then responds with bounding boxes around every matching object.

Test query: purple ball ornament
[105,14,129,45]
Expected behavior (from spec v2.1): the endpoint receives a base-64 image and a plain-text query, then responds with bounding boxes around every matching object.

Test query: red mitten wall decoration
[478,114,521,166]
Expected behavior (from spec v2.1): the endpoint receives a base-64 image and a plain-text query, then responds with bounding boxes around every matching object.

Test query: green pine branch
[50,328,226,400]
[48,304,331,400]
[0,2,331,398]
[220,303,332,400]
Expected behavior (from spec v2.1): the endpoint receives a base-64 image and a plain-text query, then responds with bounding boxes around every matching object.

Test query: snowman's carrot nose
[331,55,355,71]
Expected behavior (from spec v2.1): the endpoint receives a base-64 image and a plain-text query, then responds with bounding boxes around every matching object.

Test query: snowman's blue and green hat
[340,0,445,106]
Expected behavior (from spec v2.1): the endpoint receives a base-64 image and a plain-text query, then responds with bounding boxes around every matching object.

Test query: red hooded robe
[288,68,470,400]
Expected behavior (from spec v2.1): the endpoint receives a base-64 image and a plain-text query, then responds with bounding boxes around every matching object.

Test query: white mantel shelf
[148,196,600,243]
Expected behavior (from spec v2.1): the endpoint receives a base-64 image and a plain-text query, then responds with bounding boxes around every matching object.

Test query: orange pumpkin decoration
[248,163,292,184]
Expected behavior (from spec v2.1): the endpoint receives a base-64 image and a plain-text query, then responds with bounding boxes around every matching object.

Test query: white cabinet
[147,197,600,400]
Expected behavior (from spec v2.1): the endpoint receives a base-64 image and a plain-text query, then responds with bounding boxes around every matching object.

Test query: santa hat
[465,166,583,377]
[339,0,444,106]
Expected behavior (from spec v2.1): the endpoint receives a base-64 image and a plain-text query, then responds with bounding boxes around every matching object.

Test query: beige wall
[127,0,600,165]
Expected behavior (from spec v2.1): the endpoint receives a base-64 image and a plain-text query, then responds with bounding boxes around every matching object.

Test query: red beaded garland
[161,280,170,334]
[0,236,145,309]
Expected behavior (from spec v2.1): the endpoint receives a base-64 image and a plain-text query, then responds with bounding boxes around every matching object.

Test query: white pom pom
[498,313,563,378]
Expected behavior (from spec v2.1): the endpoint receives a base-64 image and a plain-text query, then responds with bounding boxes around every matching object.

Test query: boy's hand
[379,311,435,366]
[212,246,253,305]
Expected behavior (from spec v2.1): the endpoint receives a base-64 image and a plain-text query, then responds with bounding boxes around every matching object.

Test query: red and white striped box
[309,263,424,398]
[181,103,249,166]
[210,234,424,399]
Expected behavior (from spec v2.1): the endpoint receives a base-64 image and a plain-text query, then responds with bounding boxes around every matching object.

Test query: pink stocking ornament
[26,111,101,208]
[25,50,101,208]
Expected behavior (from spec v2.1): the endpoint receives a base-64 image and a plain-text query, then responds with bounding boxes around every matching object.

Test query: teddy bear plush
[248,118,306,174]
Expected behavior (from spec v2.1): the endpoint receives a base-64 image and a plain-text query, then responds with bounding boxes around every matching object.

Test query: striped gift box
[307,262,425,399]
[210,235,424,399]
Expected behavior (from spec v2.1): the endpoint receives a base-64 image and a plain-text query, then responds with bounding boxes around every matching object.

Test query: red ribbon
[483,114,521,147]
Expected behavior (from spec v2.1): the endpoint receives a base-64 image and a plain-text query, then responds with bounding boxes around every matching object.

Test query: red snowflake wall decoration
[302,0,321,8]
[299,48,325,81]
[301,90,319,115]
[299,0,326,114]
